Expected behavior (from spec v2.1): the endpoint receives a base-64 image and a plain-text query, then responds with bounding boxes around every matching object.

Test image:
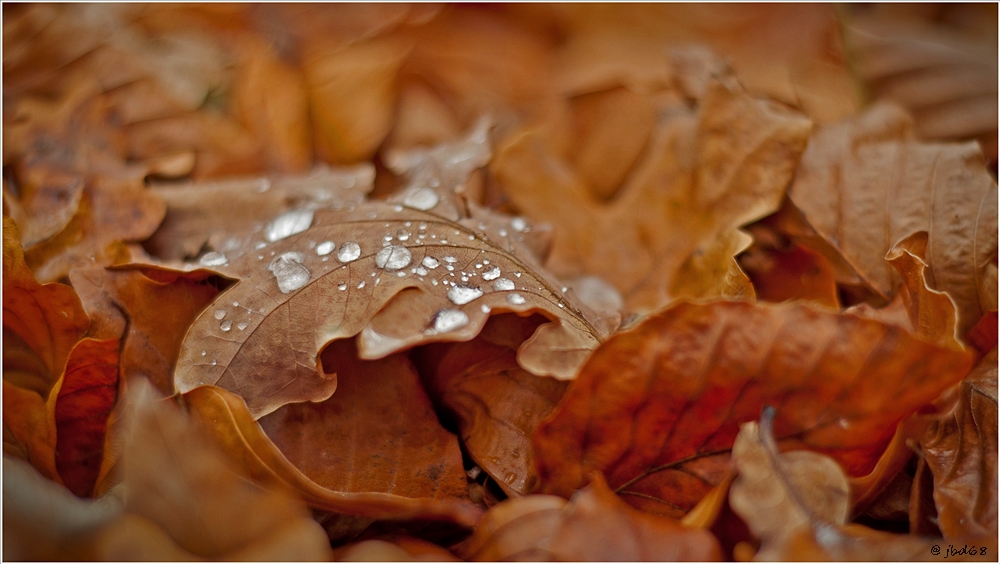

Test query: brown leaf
[922,348,998,539]
[492,78,811,312]
[3,381,59,481]
[2,216,90,396]
[69,265,229,395]
[844,5,999,159]
[788,102,998,336]
[729,411,996,561]
[456,473,722,561]
[53,338,119,497]
[414,314,568,497]
[173,199,600,417]
[534,301,973,518]
[336,536,460,562]
[182,384,482,531]
[120,380,331,559]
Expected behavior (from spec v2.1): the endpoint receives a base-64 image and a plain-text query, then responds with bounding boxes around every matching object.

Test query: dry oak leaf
[69,265,229,396]
[116,380,332,560]
[788,102,998,337]
[922,348,998,540]
[492,78,812,313]
[414,313,568,497]
[455,472,722,561]
[2,216,90,397]
[533,301,974,519]
[174,200,601,418]
[729,413,995,561]
[182,384,482,531]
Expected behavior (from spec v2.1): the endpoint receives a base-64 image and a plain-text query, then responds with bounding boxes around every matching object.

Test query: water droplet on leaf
[199,251,228,267]
[493,278,515,291]
[316,241,335,256]
[268,252,311,294]
[264,209,314,242]
[430,309,469,333]
[404,187,439,210]
[214,309,227,320]
[338,242,361,263]
[507,293,526,305]
[482,266,501,281]
[375,245,412,271]
[447,285,483,305]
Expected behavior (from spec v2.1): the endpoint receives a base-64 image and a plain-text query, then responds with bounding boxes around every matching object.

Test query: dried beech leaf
[415,314,568,497]
[174,200,600,417]
[69,265,229,395]
[922,348,998,539]
[2,217,90,396]
[3,380,59,482]
[730,413,995,561]
[52,338,119,498]
[182,384,482,531]
[146,165,374,261]
[534,301,974,518]
[121,380,331,560]
[788,102,999,336]
[493,79,811,312]
[456,473,722,561]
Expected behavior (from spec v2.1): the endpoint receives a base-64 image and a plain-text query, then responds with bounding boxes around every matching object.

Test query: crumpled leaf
[844,5,998,159]
[492,77,812,312]
[534,301,974,518]
[173,197,601,417]
[455,473,722,561]
[53,338,119,498]
[145,165,374,261]
[788,102,998,336]
[182,383,482,532]
[922,348,998,539]
[729,411,995,561]
[414,314,568,497]
[69,265,229,395]
[2,216,90,396]
[119,380,332,560]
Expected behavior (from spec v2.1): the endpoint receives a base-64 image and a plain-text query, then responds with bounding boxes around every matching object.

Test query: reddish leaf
[534,301,973,517]
[53,338,119,497]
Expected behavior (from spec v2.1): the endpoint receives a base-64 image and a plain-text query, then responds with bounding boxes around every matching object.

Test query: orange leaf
[53,338,119,497]
[534,301,973,517]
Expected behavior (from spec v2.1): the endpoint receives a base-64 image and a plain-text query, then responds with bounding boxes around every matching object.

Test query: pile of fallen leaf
[3,4,997,561]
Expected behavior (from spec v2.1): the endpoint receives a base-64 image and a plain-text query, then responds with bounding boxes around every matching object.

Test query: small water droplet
[493,278,515,291]
[375,277,381,285]
[257,178,271,193]
[498,228,508,237]
[338,242,361,263]
[511,217,527,232]
[393,204,404,212]
[447,285,483,305]
[482,266,501,281]
[214,309,227,320]
[220,320,232,332]
[200,350,207,356]
[480,304,491,313]
[255,242,267,250]
[558,302,565,308]
[504,472,517,484]
[514,272,522,278]
[396,229,410,241]
[507,293,526,305]
[443,256,457,263]
[237,322,248,331]
[211,359,217,366]
[430,309,469,333]
[375,245,412,270]
[232,301,239,307]
[357,280,366,289]
[316,241,335,256]
[268,252,311,294]
[397,271,406,277]
[265,208,314,242]
[338,282,348,291]
[404,187,439,210]
[199,251,228,267]
[415,266,429,276]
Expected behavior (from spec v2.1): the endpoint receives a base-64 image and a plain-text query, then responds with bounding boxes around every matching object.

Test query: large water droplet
[265,209,314,242]
[493,278,515,291]
[268,252,310,294]
[404,187,439,210]
[507,293,526,305]
[431,309,469,333]
[316,241,335,256]
[214,309,227,320]
[200,251,228,267]
[482,266,501,281]
[375,245,412,271]
[220,320,232,332]
[447,285,483,305]
[337,242,361,263]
